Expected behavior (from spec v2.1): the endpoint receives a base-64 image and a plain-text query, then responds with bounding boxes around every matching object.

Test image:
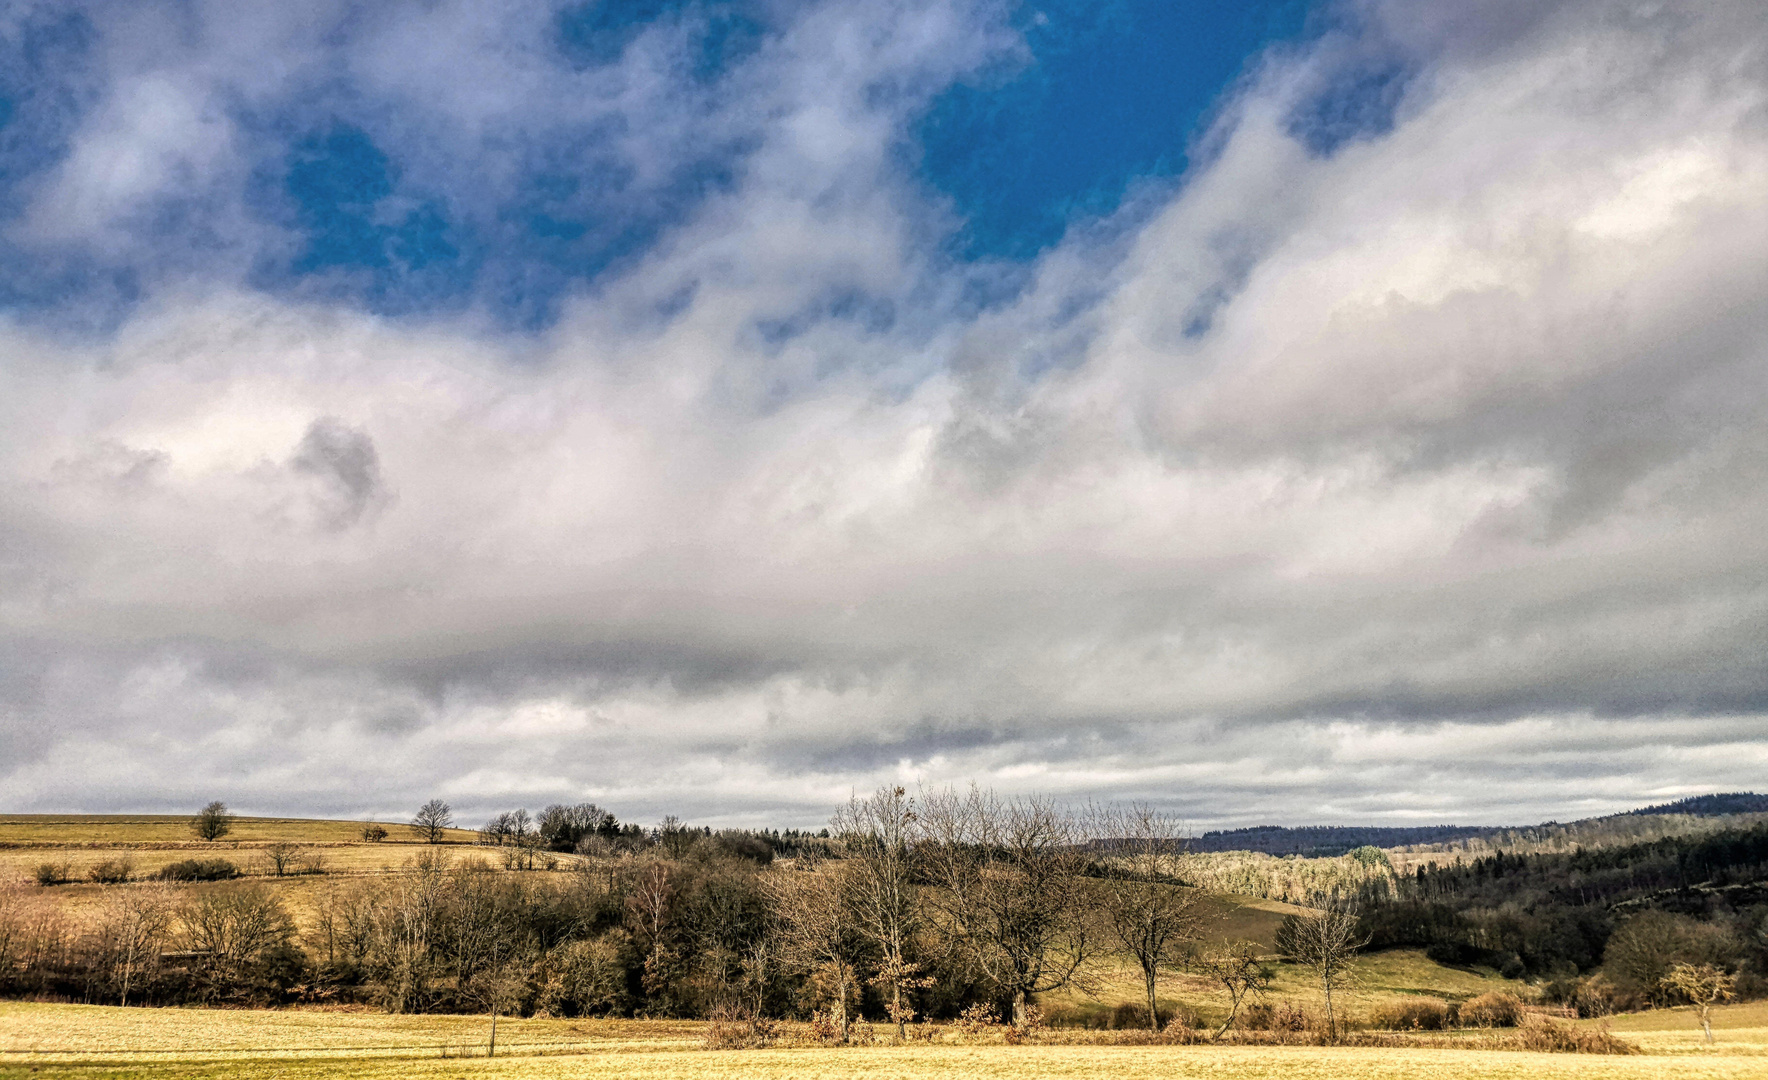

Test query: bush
[33,862,70,886]
[1242,1000,1311,1032]
[702,1003,778,1049]
[1459,991,1523,1028]
[156,858,240,882]
[1512,1015,1635,1054]
[360,823,387,842]
[1541,971,1637,1018]
[1371,997,1453,1030]
[87,857,134,884]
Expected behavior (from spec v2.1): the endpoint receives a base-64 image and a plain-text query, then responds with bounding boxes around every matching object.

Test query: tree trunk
[1701,1011,1712,1044]
[1012,989,1028,1028]
[1145,964,1160,1032]
[489,1008,498,1058]
[837,970,849,1042]
[893,981,906,1041]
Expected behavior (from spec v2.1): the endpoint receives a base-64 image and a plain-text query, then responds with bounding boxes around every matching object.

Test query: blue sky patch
[557,0,765,79]
[1285,55,1414,157]
[916,0,1314,261]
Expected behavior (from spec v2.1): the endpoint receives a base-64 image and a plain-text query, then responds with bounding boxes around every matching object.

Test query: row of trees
[10,787,1378,1035]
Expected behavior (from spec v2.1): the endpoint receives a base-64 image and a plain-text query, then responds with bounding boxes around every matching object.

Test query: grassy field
[1,1001,1765,1080]
[0,815,478,847]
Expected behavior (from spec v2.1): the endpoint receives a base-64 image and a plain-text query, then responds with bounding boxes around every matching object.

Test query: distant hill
[1191,793,1766,858]
[1188,824,1498,857]
[1623,792,1768,817]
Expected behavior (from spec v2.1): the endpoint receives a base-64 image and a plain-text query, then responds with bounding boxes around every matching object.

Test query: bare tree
[366,850,452,1012]
[657,816,698,859]
[919,787,1094,1027]
[760,856,860,1041]
[179,884,295,988]
[361,822,388,842]
[831,786,925,1040]
[1091,803,1205,1031]
[191,801,235,842]
[625,860,677,1000]
[411,800,454,844]
[469,961,529,1057]
[1661,963,1736,1043]
[479,812,516,847]
[99,884,174,1006]
[1275,898,1367,1040]
[1201,940,1272,1037]
[263,843,300,877]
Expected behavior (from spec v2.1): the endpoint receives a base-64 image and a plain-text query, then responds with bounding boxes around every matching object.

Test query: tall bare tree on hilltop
[411,799,453,844]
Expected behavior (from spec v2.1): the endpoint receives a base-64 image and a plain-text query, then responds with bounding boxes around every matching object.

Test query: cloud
[289,418,389,529]
[1,0,1766,827]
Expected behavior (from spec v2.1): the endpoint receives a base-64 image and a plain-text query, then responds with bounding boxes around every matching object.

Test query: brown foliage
[1370,996,1453,1030]
[1459,990,1523,1028]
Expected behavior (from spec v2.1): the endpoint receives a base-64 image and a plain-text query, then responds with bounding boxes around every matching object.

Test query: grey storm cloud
[1,0,1767,828]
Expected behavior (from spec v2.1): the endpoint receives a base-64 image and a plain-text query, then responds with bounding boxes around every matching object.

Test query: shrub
[87,857,134,884]
[702,1003,778,1049]
[1460,991,1523,1028]
[1371,997,1453,1030]
[1549,972,1638,1018]
[33,862,70,886]
[156,858,240,882]
[1512,1015,1635,1054]
[1243,999,1311,1032]
[956,1001,999,1037]
[360,823,388,842]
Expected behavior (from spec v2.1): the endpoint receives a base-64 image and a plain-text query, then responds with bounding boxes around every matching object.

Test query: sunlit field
[2,1001,1765,1080]
[0,814,476,848]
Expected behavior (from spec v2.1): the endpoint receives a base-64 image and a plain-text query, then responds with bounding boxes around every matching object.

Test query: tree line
[1,787,1367,1037]
[4,790,1760,1036]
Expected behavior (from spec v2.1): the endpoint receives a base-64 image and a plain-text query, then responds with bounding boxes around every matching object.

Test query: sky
[1,0,1765,831]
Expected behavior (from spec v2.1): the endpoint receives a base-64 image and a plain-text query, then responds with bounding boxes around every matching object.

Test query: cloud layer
[2,0,1766,828]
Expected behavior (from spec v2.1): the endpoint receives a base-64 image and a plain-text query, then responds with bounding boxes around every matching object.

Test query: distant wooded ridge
[1190,792,1768,857]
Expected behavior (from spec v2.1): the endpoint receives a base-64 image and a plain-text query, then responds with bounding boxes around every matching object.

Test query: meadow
[1,1000,1765,1080]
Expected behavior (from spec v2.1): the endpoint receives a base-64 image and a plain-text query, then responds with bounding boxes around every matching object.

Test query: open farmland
[0,814,477,848]
[1,1001,1765,1080]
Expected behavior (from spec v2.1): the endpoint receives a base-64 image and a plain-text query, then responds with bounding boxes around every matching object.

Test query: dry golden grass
[1043,946,1526,1031]
[0,815,478,848]
[2,1002,1766,1080]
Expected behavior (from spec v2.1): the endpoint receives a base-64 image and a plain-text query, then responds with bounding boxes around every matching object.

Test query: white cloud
[1,0,1766,826]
